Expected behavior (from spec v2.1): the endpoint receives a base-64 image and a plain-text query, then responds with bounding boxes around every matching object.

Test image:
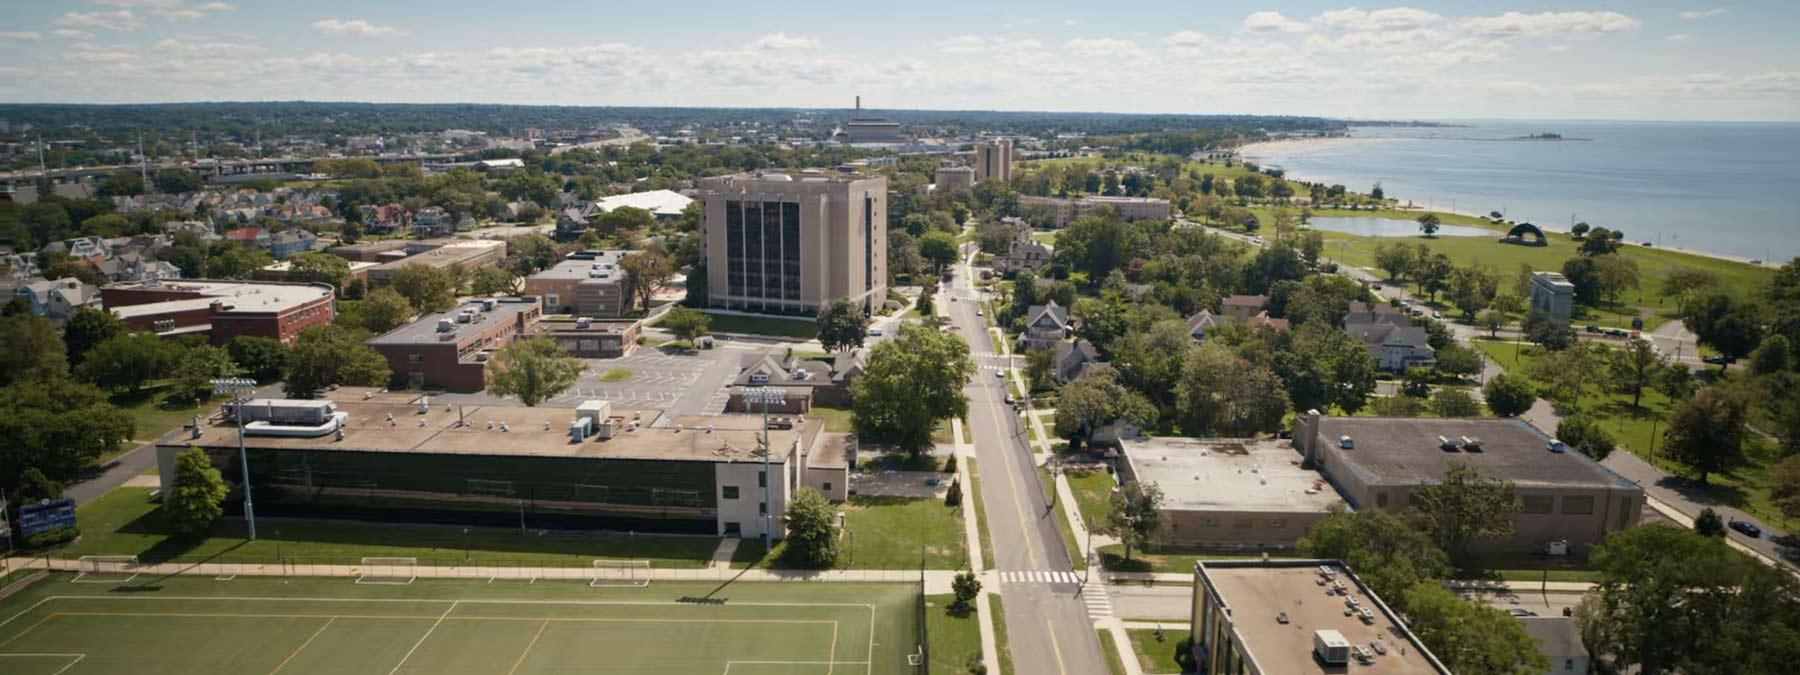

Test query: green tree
[169,343,236,405]
[1570,222,1590,238]
[1681,291,1763,364]
[284,325,392,397]
[1416,213,1441,237]
[498,171,561,207]
[781,487,839,569]
[1430,388,1483,417]
[851,323,975,454]
[355,287,416,334]
[1054,370,1155,451]
[1402,582,1550,675]
[77,332,181,393]
[1556,415,1616,461]
[1174,342,1289,436]
[1408,461,1520,564]
[1654,362,1696,401]
[1025,347,1057,392]
[153,168,203,194]
[1662,388,1749,484]
[1608,338,1665,408]
[1693,508,1726,537]
[1528,342,1601,405]
[504,233,562,276]
[470,266,520,296]
[486,337,584,406]
[1482,374,1536,417]
[1523,310,1576,350]
[61,305,126,367]
[1298,508,1449,607]
[390,263,458,313]
[165,446,228,538]
[1374,242,1413,283]
[1433,343,1483,380]
[1750,334,1792,375]
[918,230,959,274]
[0,377,133,489]
[1448,266,1498,319]
[659,306,711,343]
[1770,455,1800,519]
[816,300,867,353]
[98,170,145,197]
[1104,481,1164,561]
[951,570,982,613]
[0,313,69,387]
[283,251,351,289]
[227,336,289,383]
[595,206,655,238]
[619,251,674,312]
[1401,366,1435,398]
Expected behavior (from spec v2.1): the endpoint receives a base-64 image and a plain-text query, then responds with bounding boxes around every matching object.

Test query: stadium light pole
[745,387,783,552]
[212,377,260,541]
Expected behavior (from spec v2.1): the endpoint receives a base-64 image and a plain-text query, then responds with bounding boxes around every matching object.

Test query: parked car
[1585,325,1602,333]
[1004,394,1015,405]
[975,309,984,317]
[1730,520,1763,538]
[1371,283,1383,290]
[1432,310,1444,319]
[1703,355,1736,366]
[1603,327,1630,337]
[868,328,883,337]
[1506,609,1538,618]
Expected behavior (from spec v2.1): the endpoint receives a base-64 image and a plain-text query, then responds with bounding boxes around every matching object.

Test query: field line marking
[387,600,457,675]
[505,620,549,675]
[45,610,837,626]
[0,653,86,675]
[269,616,336,674]
[42,595,875,609]
[0,613,60,649]
[0,597,56,632]
[827,620,840,675]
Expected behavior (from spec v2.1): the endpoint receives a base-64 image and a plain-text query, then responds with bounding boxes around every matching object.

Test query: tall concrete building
[975,138,1014,184]
[699,171,887,316]
[1530,271,1576,321]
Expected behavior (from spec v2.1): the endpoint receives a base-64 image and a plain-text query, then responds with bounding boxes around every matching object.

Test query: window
[757,471,766,488]
[1521,495,1555,514]
[408,353,423,365]
[1375,493,1389,508]
[722,486,740,500]
[863,195,874,292]
[1201,518,1218,527]
[759,503,767,515]
[1268,519,1286,529]
[1561,496,1595,515]
[823,482,831,492]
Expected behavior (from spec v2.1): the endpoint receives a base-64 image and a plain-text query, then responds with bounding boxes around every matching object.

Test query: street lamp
[744,387,784,552]
[211,377,259,541]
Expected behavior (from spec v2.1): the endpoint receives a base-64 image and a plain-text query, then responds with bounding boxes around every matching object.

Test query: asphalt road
[950,246,1108,675]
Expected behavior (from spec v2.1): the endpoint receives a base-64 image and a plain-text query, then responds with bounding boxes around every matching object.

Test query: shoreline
[1234,138,1780,268]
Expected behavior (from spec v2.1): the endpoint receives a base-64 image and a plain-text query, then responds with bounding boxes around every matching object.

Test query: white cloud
[1,31,43,41]
[1460,11,1640,39]
[753,33,820,50]
[1679,8,1728,20]
[1668,33,1692,42]
[1065,37,1146,59]
[56,10,146,32]
[311,19,409,38]
[1162,30,1211,49]
[51,29,94,39]
[1063,19,1079,27]
[1313,7,1442,32]
[155,2,236,21]
[1243,11,1310,34]
[88,0,184,7]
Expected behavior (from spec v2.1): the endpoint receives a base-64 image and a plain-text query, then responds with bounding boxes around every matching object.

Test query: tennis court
[0,574,922,675]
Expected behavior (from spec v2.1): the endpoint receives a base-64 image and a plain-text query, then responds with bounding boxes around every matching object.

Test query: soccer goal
[590,559,651,588]
[72,555,140,583]
[356,557,418,585]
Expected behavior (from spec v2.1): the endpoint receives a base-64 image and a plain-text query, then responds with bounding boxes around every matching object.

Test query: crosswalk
[1081,579,1114,618]
[996,570,1082,585]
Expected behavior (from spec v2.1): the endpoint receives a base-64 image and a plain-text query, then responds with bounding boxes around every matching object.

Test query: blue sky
[2,1,1796,121]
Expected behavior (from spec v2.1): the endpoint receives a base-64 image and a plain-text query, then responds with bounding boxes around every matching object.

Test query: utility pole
[139,135,149,192]
[745,387,784,551]
[211,378,260,540]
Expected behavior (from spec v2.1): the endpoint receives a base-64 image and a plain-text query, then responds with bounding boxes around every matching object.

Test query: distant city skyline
[2,1,1796,122]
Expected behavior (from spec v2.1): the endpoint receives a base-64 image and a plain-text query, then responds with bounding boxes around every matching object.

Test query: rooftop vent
[1338,435,1355,450]
[1460,436,1483,452]
[1438,435,1461,451]
[437,318,454,332]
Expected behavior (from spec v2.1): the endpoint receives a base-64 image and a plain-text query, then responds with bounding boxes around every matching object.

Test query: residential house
[223,227,272,250]
[41,236,113,262]
[1185,309,1228,342]
[1345,305,1435,371]
[555,208,591,241]
[1020,300,1071,351]
[1220,294,1268,322]
[1050,339,1104,384]
[993,218,1052,276]
[412,207,454,237]
[268,229,318,260]
[727,349,865,413]
[15,278,100,319]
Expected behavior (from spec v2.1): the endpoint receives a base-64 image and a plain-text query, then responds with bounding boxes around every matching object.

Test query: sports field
[0,574,921,675]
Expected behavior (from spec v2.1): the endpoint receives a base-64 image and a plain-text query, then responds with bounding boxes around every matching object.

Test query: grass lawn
[1127,628,1191,674]
[970,459,995,567]
[1098,545,1279,574]
[1065,468,1117,533]
[57,488,720,569]
[1473,338,1800,532]
[1039,468,1084,571]
[598,368,632,382]
[744,495,967,570]
[669,311,818,339]
[0,574,919,675]
[1031,231,1058,245]
[111,384,223,448]
[807,404,854,433]
[925,595,983,675]
[991,594,1013,675]
[1099,629,1127,675]
[1291,208,1774,330]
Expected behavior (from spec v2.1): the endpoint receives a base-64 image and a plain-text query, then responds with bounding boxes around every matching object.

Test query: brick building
[100,279,335,345]
[366,296,543,392]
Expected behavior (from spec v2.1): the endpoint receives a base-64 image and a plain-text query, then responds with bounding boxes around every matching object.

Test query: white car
[868,328,883,337]
[995,370,1005,379]
[976,309,984,317]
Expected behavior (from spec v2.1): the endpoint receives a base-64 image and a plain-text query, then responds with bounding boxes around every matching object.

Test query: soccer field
[0,574,921,675]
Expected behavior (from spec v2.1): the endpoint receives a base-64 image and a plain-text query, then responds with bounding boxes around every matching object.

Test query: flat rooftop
[262,259,379,275]
[162,391,826,464]
[366,297,539,347]
[104,279,331,318]
[1201,561,1449,674]
[531,255,632,282]
[370,238,504,273]
[1122,438,1343,513]
[1314,417,1634,490]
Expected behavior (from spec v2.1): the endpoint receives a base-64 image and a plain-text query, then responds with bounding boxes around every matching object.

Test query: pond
[1304,216,1494,238]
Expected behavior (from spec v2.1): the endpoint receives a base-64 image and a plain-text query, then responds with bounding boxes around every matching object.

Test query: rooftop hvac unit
[481,298,497,311]
[1314,630,1351,667]
[1338,435,1355,450]
[569,416,594,442]
[456,311,473,323]
[1438,435,1461,451]
[437,318,454,332]
[1461,436,1483,451]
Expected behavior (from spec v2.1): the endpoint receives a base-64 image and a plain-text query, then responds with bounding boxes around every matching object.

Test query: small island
[1504,132,1591,141]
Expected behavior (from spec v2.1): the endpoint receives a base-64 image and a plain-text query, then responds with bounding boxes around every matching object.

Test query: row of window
[724,200,804,302]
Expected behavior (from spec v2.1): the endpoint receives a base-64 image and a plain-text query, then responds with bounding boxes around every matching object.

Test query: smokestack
[855,95,861,111]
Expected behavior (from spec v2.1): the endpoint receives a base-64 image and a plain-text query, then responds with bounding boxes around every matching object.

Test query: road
[548,126,648,155]
[948,244,1108,674]
[66,442,158,505]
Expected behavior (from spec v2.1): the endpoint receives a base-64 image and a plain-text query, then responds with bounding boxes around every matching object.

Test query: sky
[1,1,1797,122]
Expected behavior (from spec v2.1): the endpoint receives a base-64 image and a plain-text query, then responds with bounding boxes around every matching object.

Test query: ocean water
[1242,120,1800,262]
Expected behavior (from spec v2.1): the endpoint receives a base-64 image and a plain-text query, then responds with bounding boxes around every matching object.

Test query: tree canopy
[851,323,975,454]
